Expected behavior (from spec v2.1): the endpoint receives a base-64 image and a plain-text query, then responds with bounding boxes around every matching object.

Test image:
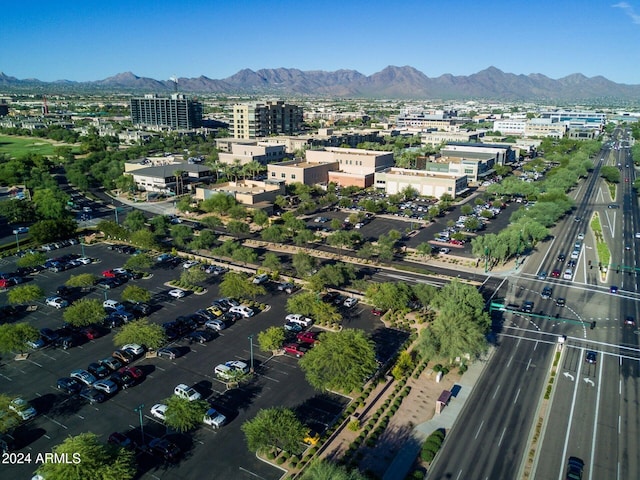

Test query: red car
[296,331,320,345]
[283,343,310,358]
[449,239,464,245]
[81,327,101,340]
[118,366,144,380]
[372,307,386,316]
[551,269,561,278]
[102,270,117,278]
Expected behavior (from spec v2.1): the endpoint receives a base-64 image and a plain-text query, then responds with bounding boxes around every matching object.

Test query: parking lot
[0,243,393,479]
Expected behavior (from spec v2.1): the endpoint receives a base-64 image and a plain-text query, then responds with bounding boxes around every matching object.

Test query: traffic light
[590,321,596,330]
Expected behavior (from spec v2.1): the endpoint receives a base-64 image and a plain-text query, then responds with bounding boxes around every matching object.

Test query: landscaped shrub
[267,451,276,460]
[276,456,286,465]
[347,419,360,431]
[433,364,443,372]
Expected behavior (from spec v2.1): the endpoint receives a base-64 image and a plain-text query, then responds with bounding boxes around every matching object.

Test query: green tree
[286,292,341,324]
[15,251,47,268]
[219,272,265,299]
[129,229,160,250]
[231,246,259,265]
[262,252,282,272]
[120,285,152,303]
[189,229,218,250]
[123,210,146,232]
[170,224,193,248]
[34,432,136,480]
[364,282,411,311]
[300,459,368,480]
[299,329,377,392]
[62,299,105,327]
[65,273,98,289]
[0,394,21,433]
[164,396,209,433]
[123,254,153,272]
[227,220,250,236]
[97,220,129,240]
[0,323,39,354]
[149,215,171,236]
[32,187,69,220]
[417,280,489,361]
[241,407,305,455]
[29,218,77,244]
[113,318,166,350]
[257,326,286,354]
[391,350,415,380]
[7,285,44,305]
[252,209,269,227]
[600,165,621,183]
[181,266,208,285]
[308,263,355,292]
[412,283,437,310]
[292,252,318,277]
[261,224,288,243]
[460,204,473,216]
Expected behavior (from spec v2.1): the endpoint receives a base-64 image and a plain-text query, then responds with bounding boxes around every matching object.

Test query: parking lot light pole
[134,404,145,442]
[248,335,254,373]
[15,232,20,252]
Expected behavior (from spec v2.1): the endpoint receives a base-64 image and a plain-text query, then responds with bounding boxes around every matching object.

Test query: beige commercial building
[218,142,288,166]
[195,180,285,211]
[421,130,483,147]
[267,159,339,186]
[375,168,468,199]
[231,100,303,139]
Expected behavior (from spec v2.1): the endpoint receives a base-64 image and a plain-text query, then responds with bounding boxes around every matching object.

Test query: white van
[214,361,249,380]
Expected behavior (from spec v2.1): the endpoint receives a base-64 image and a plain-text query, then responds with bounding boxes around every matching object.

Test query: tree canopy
[62,299,105,327]
[241,406,305,455]
[164,396,209,433]
[299,329,377,392]
[113,318,166,350]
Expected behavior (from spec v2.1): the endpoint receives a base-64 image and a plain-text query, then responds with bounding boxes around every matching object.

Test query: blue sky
[2,0,640,84]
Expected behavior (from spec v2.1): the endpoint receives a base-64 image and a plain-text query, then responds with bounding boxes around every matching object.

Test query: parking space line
[28,359,43,367]
[43,414,68,430]
[0,373,12,381]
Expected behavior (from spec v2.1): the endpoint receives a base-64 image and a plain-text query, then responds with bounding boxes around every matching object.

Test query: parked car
[277,282,298,294]
[119,365,144,380]
[157,347,182,359]
[99,357,123,372]
[182,260,199,269]
[39,327,60,344]
[122,343,145,356]
[343,297,358,308]
[148,438,180,462]
[203,408,226,429]
[187,330,216,344]
[109,371,137,390]
[283,343,310,358]
[103,299,122,311]
[205,318,227,331]
[284,322,304,333]
[372,307,385,316]
[87,362,110,379]
[168,288,186,299]
[9,398,37,420]
[70,369,97,386]
[296,331,320,345]
[285,314,313,327]
[108,432,134,450]
[252,273,269,285]
[150,403,168,421]
[229,305,254,318]
[81,327,102,340]
[93,379,119,395]
[45,296,68,309]
[112,349,134,364]
[174,383,201,401]
[57,377,82,394]
[79,387,106,404]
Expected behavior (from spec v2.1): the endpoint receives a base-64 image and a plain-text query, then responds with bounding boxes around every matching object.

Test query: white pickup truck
[203,408,226,429]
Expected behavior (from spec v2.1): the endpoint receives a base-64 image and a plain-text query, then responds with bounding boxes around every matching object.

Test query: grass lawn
[0,135,78,158]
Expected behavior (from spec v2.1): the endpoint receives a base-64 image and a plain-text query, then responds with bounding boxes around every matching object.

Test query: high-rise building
[232,100,303,139]
[130,94,203,129]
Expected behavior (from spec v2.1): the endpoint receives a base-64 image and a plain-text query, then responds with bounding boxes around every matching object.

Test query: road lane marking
[534,340,538,351]
[558,348,585,480]
[507,355,513,368]
[526,358,532,371]
[498,427,507,447]
[588,357,603,480]
[474,420,484,439]
[492,384,501,400]
[514,388,521,405]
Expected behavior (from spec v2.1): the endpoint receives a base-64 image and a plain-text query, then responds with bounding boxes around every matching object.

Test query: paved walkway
[382,348,495,480]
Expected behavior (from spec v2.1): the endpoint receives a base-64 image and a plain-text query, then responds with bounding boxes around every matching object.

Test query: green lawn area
[0,135,73,158]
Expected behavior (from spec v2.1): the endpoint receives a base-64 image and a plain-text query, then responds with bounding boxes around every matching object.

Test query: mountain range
[1,66,639,102]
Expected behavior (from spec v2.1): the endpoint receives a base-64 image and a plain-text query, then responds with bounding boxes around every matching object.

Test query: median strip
[590,212,610,282]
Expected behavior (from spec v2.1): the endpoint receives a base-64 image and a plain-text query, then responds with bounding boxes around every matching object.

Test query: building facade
[218,142,288,166]
[130,94,203,130]
[231,101,303,139]
[267,159,339,186]
[375,168,468,199]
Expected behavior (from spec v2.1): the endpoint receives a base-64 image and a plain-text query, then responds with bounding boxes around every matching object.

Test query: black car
[96,278,120,290]
[104,315,125,329]
[557,253,566,262]
[57,377,82,394]
[122,301,151,316]
[221,311,241,323]
[585,351,597,364]
[39,328,59,344]
[108,432,135,450]
[566,456,584,480]
[322,291,340,303]
[148,438,181,462]
[87,362,110,379]
[521,301,534,313]
[541,287,552,299]
[109,372,137,389]
[187,330,216,344]
[556,298,566,307]
[54,334,83,350]
[79,387,106,404]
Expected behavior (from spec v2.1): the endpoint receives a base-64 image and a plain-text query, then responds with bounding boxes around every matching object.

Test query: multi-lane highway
[428,129,640,480]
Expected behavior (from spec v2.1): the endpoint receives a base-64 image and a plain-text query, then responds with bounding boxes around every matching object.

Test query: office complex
[231,100,303,139]
[130,94,203,130]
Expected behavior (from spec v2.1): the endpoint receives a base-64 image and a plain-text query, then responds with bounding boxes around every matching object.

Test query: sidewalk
[382,348,495,480]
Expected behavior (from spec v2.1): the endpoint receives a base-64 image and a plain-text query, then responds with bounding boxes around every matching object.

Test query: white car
[214,360,249,380]
[103,299,122,310]
[182,260,199,269]
[9,398,37,420]
[70,369,97,386]
[636,232,640,239]
[229,305,254,318]
[112,267,128,275]
[77,257,92,265]
[168,289,186,299]
[150,403,168,421]
[252,273,269,285]
[174,384,201,401]
[577,233,585,240]
[343,297,358,308]
[121,343,145,356]
[285,314,313,327]
[203,408,226,429]
[45,296,69,309]
[12,227,29,235]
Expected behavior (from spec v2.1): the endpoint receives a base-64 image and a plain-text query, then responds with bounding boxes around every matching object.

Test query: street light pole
[15,232,20,252]
[484,246,490,273]
[134,404,145,442]
[248,335,254,373]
